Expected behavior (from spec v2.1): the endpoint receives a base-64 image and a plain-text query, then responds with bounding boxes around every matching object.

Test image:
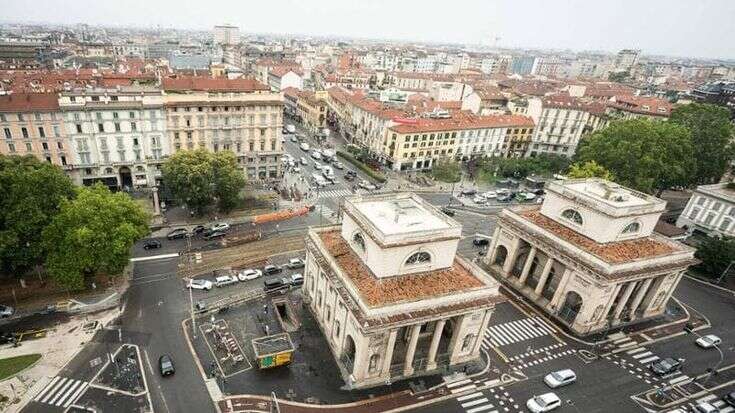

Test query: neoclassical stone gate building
[484,179,697,335]
[304,193,502,389]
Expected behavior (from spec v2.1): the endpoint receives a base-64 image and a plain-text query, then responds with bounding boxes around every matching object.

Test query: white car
[543,369,576,388]
[333,161,345,170]
[694,402,720,413]
[215,275,238,287]
[696,334,722,349]
[287,258,305,269]
[526,393,561,413]
[311,150,322,160]
[473,195,487,204]
[290,136,298,143]
[300,142,310,151]
[292,166,301,173]
[313,161,323,171]
[187,279,213,290]
[238,269,262,281]
[482,191,497,199]
[300,157,308,165]
[210,222,230,232]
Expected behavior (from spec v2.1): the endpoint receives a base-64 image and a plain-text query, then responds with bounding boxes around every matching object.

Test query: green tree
[695,237,735,279]
[0,155,75,276]
[608,71,630,82]
[567,161,615,181]
[575,118,695,195]
[431,160,461,183]
[670,103,735,186]
[42,184,150,289]
[162,150,245,215]
[478,154,570,180]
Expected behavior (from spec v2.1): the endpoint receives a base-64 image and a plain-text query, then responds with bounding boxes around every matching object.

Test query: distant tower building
[614,49,641,73]
[510,55,536,76]
[214,25,240,46]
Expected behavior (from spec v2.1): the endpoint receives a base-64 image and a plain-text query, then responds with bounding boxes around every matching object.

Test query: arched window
[622,222,640,234]
[136,166,145,172]
[561,209,583,225]
[105,167,114,174]
[368,354,380,373]
[405,251,431,265]
[352,233,365,252]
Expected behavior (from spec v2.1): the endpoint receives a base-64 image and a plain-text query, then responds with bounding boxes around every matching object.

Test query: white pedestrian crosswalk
[485,317,555,347]
[317,188,352,198]
[33,376,88,408]
[445,378,522,413]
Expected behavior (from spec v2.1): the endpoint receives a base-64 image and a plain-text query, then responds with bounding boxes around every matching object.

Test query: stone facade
[304,193,501,388]
[484,179,697,335]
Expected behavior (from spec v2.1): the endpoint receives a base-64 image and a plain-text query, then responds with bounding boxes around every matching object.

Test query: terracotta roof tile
[161,76,269,92]
[0,93,59,112]
[389,112,534,134]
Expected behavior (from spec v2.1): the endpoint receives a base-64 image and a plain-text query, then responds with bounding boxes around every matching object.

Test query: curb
[181,318,222,413]
[684,274,735,295]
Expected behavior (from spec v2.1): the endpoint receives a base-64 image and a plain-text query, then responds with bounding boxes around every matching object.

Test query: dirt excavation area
[179,233,306,278]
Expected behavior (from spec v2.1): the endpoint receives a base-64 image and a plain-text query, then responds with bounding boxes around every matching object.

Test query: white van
[300,142,310,152]
[543,369,576,388]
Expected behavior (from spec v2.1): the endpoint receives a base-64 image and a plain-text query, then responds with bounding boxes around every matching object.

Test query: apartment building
[676,183,735,238]
[0,93,71,168]
[525,96,591,157]
[59,86,169,188]
[382,113,534,171]
[606,95,673,120]
[161,76,284,182]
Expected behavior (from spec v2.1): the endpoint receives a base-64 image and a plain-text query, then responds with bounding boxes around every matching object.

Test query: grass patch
[0,354,42,380]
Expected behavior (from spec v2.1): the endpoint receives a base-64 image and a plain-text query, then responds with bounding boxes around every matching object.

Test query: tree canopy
[575,118,695,194]
[42,184,150,289]
[0,155,75,276]
[695,237,735,280]
[670,103,735,186]
[431,160,462,183]
[162,150,246,215]
[478,154,571,181]
[566,161,615,181]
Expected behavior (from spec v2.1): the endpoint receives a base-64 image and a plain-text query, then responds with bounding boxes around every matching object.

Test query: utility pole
[187,234,196,338]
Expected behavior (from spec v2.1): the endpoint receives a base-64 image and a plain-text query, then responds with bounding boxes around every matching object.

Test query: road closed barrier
[252,206,310,224]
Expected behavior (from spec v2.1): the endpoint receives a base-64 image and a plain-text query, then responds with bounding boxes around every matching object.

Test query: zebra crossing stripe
[638,356,659,364]
[40,377,68,403]
[34,376,60,401]
[47,378,75,405]
[466,404,496,413]
[669,375,690,385]
[486,317,554,346]
[627,347,647,355]
[54,380,84,406]
[462,398,490,408]
[64,382,89,408]
[632,351,653,359]
[450,384,477,394]
[505,320,532,341]
[457,392,484,402]
[446,378,472,388]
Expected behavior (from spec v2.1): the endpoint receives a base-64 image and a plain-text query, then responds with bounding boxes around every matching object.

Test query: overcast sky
[4,0,734,60]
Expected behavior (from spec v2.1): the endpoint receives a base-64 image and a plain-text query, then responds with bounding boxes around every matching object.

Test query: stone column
[534,258,555,296]
[628,278,653,317]
[549,268,572,309]
[403,324,422,376]
[518,246,537,285]
[601,283,624,319]
[471,309,493,355]
[613,282,637,320]
[381,329,398,377]
[486,227,501,265]
[152,186,161,215]
[502,237,521,275]
[426,320,446,371]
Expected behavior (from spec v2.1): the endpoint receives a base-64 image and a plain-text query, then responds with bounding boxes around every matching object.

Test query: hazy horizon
[3,0,734,61]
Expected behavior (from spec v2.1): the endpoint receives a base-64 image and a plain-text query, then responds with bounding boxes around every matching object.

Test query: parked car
[286,124,296,134]
[441,207,455,216]
[166,228,189,240]
[696,334,722,349]
[0,331,17,344]
[287,258,305,269]
[300,142,310,152]
[724,391,735,407]
[650,357,683,375]
[473,195,487,204]
[210,222,230,232]
[460,188,477,196]
[333,161,345,170]
[482,191,497,199]
[191,225,206,235]
[497,194,513,202]
[143,239,162,250]
[263,278,286,293]
[215,275,238,287]
[292,166,301,173]
[300,157,308,165]
[290,273,304,286]
[526,392,561,413]
[313,161,323,171]
[159,355,175,376]
[0,305,14,318]
[263,265,283,275]
[358,180,376,190]
[311,150,322,160]
[694,402,720,413]
[203,231,227,240]
[290,135,299,143]
[543,369,577,388]
[473,238,490,246]
[187,279,213,290]
[194,301,207,312]
[238,269,262,281]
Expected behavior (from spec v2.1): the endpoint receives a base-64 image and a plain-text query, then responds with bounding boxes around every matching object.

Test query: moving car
[696,334,722,349]
[191,225,206,235]
[287,258,305,269]
[263,265,282,275]
[238,269,262,281]
[694,402,720,413]
[460,188,477,196]
[333,161,345,170]
[311,150,322,160]
[543,369,577,388]
[210,222,231,232]
[473,195,487,204]
[159,355,175,376]
[143,239,162,250]
[482,191,497,199]
[300,142,310,152]
[473,238,490,246]
[215,275,238,287]
[650,357,683,375]
[0,305,14,318]
[203,231,227,240]
[526,393,561,413]
[358,180,376,190]
[344,170,357,181]
[313,161,323,171]
[166,228,189,240]
[441,207,455,216]
[290,273,304,286]
[187,279,213,291]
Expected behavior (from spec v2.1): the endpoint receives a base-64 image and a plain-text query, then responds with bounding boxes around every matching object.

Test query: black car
[263,265,283,275]
[143,240,162,250]
[166,228,189,240]
[650,357,683,375]
[460,188,477,196]
[441,207,455,216]
[263,278,286,293]
[0,331,17,345]
[159,355,175,376]
[473,238,490,246]
[191,225,206,235]
[203,231,227,240]
[724,391,735,407]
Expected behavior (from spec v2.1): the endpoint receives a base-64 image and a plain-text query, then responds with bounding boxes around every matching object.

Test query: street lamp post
[187,235,196,339]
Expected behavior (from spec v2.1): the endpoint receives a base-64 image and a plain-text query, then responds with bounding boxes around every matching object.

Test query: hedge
[336,151,387,183]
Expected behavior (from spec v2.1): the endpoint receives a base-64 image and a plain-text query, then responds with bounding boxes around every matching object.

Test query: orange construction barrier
[252,206,310,224]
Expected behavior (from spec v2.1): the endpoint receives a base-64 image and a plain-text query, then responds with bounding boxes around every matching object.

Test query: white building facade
[676,183,735,238]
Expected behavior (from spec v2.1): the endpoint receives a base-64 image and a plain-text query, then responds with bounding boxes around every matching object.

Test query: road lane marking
[457,392,483,401]
[34,376,60,401]
[130,253,180,262]
[462,398,490,407]
[450,384,477,394]
[633,351,653,359]
[638,356,660,364]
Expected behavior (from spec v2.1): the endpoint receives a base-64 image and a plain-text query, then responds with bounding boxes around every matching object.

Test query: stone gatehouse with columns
[484,178,697,335]
[303,192,502,389]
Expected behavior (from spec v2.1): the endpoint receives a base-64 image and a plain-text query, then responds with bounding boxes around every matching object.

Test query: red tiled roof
[269,66,303,77]
[610,95,673,117]
[161,76,269,92]
[0,93,59,112]
[389,112,534,134]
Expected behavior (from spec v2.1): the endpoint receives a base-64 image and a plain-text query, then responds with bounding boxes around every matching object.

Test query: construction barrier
[252,206,310,224]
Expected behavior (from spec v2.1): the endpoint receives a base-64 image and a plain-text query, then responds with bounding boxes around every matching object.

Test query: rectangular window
[53,125,60,137]
[114,123,121,132]
[21,127,29,139]
[3,128,11,139]
[76,124,83,133]
[8,143,15,152]
[42,142,49,150]
[131,122,137,132]
[26,142,32,151]
[98,123,104,133]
